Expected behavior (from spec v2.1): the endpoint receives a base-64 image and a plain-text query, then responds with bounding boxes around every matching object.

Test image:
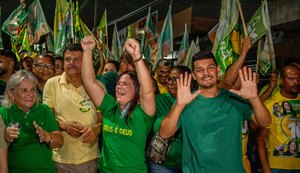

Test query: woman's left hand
[33,121,51,143]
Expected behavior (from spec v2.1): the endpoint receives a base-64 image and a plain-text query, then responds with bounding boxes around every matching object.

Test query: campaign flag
[111,23,122,61]
[244,0,268,44]
[0,6,3,49]
[176,23,189,65]
[54,0,68,44]
[212,0,240,73]
[257,0,275,76]
[140,7,158,63]
[27,0,51,44]
[157,4,173,60]
[1,3,27,39]
[183,41,200,70]
[97,10,109,58]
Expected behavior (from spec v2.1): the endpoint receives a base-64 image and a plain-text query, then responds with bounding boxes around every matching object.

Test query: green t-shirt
[180,88,253,173]
[0,103,59,173]
[153,93,182,169]
[99,94,155,173]
[96,71,118,96]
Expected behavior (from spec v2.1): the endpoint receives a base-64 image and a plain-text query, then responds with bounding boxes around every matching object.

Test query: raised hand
[176,72,201,107]
[229,67,258,100]
[124,38,141,60]
[241,37,252,53]
[81,35,96,51]
[268,72,277,90]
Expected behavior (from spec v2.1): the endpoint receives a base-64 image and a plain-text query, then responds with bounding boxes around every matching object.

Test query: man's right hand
[60,121,84,138]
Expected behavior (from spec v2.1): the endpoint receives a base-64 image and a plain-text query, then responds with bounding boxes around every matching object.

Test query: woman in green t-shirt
[81,36,156,173]
[0,70,63,173]
[149,65,196,173]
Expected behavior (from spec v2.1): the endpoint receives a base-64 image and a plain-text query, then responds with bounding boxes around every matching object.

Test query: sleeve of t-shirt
[43,78,55,108]
[42,104,60,132]
[99,93,117,118]
[0,116,8,149]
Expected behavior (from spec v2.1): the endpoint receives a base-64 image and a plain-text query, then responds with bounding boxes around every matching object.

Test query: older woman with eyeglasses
[0,70,63,173]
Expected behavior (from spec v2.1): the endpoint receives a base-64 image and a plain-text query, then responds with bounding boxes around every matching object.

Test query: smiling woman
[0,70,63,173]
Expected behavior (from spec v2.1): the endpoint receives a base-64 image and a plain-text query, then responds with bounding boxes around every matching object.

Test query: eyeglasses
[167,77,179,84]
[33,63,55,70]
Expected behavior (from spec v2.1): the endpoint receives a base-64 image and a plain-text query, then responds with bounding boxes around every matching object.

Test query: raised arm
[96,43,105,75]
[219,37,252,90]
[260,72,277,102]
[81,36,106,107]
[159,73,201,139]
[124,39,156,116]
[257,127,271,173]
[229,67,271,127]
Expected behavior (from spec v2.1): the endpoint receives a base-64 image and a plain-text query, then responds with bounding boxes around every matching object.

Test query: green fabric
[153,93,182,169]
[99,94,154,173]
[181,88,252,173]
[96,71,118,96]
[0,103,59,173]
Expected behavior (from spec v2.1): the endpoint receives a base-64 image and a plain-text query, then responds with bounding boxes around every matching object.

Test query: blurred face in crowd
[103,63,117,74]
[167,68,180,98]
[33,56,55,82]
[63,50,83,78]
[281,65,300,96]
[55,59,64,76]
[192,58,219,89]
[22,57,34,72]
[10,79,37,112]
[157,65,172,85]
[0,55,10,75]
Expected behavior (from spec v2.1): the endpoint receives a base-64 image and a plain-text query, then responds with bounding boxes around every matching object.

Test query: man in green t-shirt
[159,51,271,173]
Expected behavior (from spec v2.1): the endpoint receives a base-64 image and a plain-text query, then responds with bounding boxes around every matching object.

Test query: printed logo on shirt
[79,99,92,112]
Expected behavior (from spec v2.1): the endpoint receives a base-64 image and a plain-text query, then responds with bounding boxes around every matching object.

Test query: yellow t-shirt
[264,92,300,169]
[242,121,251,173]
[43,73,99,164]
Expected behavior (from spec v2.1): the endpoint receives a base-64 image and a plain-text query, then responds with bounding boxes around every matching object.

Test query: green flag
[212,0,239,73]
[183,41,200,70]
[111,23,122,61]
[54,0,68,45]
[141,7,158,63]
[157,4,173,61]
[257,0,275,76]
[97,10,109,58]
[177,23,189,65]
[27,0,51,44]
[0,6,3,49]
[1,3,27,39]
[244,0,268,44]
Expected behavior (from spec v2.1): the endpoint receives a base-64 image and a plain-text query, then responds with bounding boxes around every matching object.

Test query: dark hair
[34,54,55,65]
[157,58,173,68]
[281,63,299,78]
[106,60,120,72]
[115,71,140,122]
[192,51,217,71]
[120,51,134,68]
[172,65,197,91]
[0,49,18,72]
[63,43,83,57]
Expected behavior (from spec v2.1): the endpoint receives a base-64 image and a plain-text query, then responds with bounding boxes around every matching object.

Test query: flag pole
[237,0,248,37]
[256,39,261,72]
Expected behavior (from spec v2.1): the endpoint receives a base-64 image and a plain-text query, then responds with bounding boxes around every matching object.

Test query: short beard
[0,68,8,75]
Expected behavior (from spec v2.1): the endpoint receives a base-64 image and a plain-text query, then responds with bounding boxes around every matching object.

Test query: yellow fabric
[264,92,300,169]
[43,73,99,164]
[258,79,281,96]
[157,81,168,94]
[242,121,251,173]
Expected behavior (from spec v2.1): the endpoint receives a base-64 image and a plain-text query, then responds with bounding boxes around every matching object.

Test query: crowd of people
[0,34,299,173]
